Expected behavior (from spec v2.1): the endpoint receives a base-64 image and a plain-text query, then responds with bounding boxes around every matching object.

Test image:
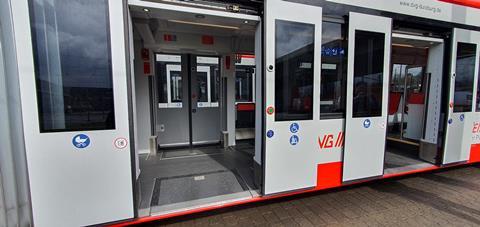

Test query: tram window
[320,21,347,119]
[352,31,385,118]
[275,20,314,121]
[170,71,182,103]
[197,71,208,103]
[210,66,220,103]
[454,42,476,113]
[156,54,182,108]
[29,0,114,132]
[236,66,254,102]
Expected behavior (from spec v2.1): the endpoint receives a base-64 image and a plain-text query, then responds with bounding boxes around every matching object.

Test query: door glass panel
[29,0,114,132]
[320,21,347,119]
[352,31,385,118]
[275,20,315,121]
[197,71,208,102]
[454,42,476,112]
[170,71,182,103]
[210,66,220,103]
[155,54,182,106]
[236,66,254,102]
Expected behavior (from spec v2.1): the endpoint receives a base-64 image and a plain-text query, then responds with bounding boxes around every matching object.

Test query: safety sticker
[290,135,299,146]
[448,118,453,124]
[267,130,274,138]
[114,137,128,149]
[363,119,371,128]
[290,123,299,133]
[266,106,275,115]
[72,134,90,149]
[449,102,453,108]
[460,114,465,122]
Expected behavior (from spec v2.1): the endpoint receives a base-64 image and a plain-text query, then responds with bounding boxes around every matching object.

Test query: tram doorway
[129,4,262,217]
[384,33,445,174]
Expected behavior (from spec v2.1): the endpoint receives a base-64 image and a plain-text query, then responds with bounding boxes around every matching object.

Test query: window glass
[454,42,476,112]
[236,66,254,102]
[197,71,208,102]
[155,54,182,105]
[477,54,480,112]
[275,20,314,121]
[352,31,385,118]
[320,21,347,119]
[210,66,220,103]
[170,71,182,103]
[29,0,114,132]
[196,56,219,104]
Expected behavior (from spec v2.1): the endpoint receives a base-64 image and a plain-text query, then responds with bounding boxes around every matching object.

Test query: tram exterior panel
[2,0,480,226]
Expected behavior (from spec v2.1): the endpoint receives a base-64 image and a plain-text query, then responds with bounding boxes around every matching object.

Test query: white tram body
[1,0,480,226]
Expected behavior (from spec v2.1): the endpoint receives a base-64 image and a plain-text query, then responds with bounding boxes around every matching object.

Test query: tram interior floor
[136,140,258,217]
[384,142,435,174]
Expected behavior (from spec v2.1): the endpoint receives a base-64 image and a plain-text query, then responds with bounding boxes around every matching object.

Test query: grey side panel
[0,0,33,226]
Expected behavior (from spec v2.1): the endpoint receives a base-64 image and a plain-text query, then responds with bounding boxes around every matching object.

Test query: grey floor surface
[137,142,257,216]
[384,146,435,174]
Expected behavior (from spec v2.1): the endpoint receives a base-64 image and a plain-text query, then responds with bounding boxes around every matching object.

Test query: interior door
[11,0,134,226]
[443,28,480,164]
[156,54,190,147]
[191,55,221,145]
[343,12,392,182]
[264,0,322,194]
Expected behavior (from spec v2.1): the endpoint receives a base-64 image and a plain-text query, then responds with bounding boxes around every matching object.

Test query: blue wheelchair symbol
[290,135,299,146]
[363,119,371,128]
[72,134,90,149]
[290,123,299,133]
[448,118,453,124]
[267,130,274,138]
[460,114,465,122]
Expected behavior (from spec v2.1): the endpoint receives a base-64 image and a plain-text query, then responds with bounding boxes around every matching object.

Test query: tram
[1,0,480,226]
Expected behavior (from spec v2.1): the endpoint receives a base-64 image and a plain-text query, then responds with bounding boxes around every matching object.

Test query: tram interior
[384,32,444,174]
[130,6,261,216]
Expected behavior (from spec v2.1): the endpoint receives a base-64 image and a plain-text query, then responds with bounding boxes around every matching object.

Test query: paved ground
[140,165,480,226]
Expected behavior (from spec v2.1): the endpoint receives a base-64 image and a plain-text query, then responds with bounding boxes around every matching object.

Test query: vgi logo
[318,132,344,150]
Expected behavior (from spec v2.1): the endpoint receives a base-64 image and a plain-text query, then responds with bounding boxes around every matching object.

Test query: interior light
[143,8,150,12]
[195,14,206,19]
[168,19,240,30]
[244,20,249,24]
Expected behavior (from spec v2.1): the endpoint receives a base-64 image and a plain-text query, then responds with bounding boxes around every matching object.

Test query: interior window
[236,66,254,102]
[352,30,385,118]
[320,21,347,119]
[197,71,208,103]
[29,0,114,132]
[454,42,476,113]
[156,54,182,107]
[275,20,315,121]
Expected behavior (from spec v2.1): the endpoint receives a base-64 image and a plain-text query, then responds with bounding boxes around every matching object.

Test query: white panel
[443,28,480,164]
[326,0,480,27]
[264,0,323,194]
[343,12,392,182]
[11,0,134,226]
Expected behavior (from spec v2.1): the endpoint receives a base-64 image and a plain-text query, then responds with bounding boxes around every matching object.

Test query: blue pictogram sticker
[267,130,274,138]
[290,123,299,133]
[363,119,371,128]
[72,134,90,149]
[448,118,453,124]
[460,114,465,122]
[290,135,299,145]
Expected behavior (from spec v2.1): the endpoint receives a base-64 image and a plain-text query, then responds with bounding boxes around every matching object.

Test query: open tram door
[263,0,322,194]
[342,13,392,182]
[443,28,480,165]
